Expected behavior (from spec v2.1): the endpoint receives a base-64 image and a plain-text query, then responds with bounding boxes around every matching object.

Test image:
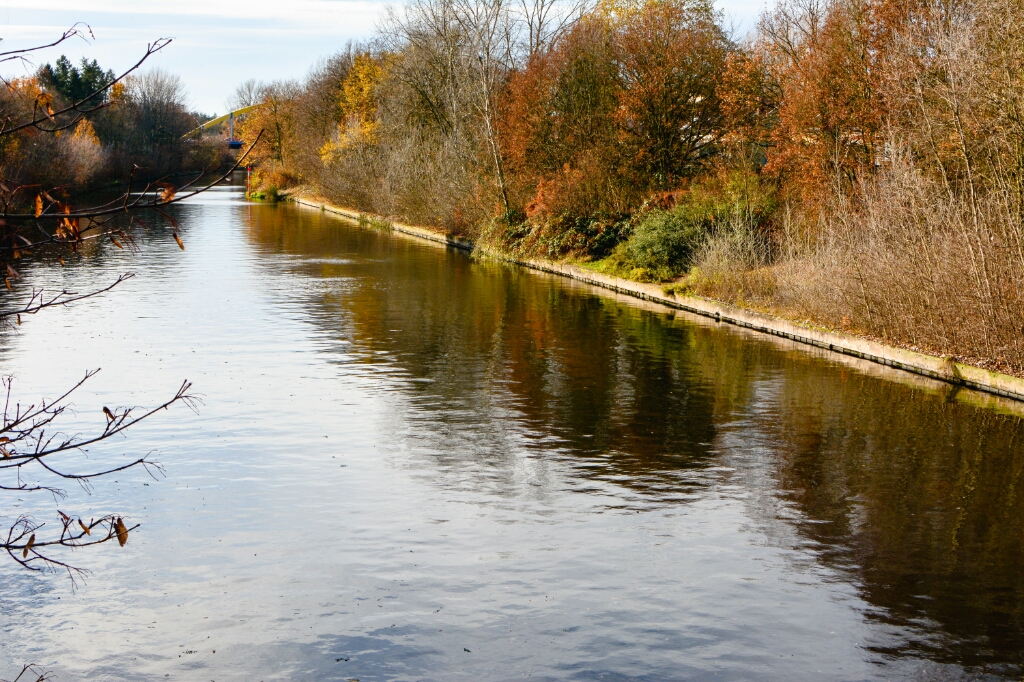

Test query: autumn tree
[237,79,302,190]
[612,0,731,187]
[500,15,623,216]
[498,0,732,219]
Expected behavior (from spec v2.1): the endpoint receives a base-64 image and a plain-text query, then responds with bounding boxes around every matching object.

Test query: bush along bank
[237,0,1024,378]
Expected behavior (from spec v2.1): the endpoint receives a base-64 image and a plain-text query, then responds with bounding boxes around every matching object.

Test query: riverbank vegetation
[1,54,227,191]
[237,0,1024,375]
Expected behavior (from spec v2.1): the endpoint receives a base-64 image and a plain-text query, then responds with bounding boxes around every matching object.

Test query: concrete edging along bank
[292,195,1024,404]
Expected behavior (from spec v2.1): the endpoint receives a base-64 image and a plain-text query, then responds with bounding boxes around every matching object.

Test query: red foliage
[752,0,925,204]
[614,0,730,185]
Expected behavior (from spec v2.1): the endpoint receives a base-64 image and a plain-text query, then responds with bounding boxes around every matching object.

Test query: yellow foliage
[109,82,126,104]
[72,118,100,145]
[238,92,295,168]
[327,52,392,156]
[7,76,44,99]
[319,138,341,164]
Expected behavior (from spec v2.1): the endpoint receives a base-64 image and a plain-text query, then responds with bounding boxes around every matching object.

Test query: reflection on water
[769,378,1024,670]
[264,216,721,498]
[0,185,1021,680]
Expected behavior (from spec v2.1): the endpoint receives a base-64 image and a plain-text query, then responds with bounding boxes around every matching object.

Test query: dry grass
[683,213,777,305]
[690,157,1024,375]
[798,168,1023,373]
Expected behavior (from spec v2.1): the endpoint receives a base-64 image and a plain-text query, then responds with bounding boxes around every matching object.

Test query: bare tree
[227,77,266,111]
[384,0,517,213]
[517,0,590,58]
[377,0,591,218]
[455,0,517,212]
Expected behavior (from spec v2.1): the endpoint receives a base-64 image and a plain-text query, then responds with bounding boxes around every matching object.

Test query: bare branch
[0,23,91,62]
[0,38,172,137]
[0,274,133,326]
[0,371,196,575]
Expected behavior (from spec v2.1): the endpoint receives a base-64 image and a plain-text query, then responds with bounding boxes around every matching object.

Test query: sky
[0,0,769,116]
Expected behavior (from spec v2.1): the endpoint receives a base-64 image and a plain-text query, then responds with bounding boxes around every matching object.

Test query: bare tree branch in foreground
[0,370,198,585]
[0,28,260,582]
[0,663,54,682]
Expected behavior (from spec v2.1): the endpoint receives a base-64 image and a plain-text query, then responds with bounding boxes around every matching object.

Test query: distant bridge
[184,104,261,148]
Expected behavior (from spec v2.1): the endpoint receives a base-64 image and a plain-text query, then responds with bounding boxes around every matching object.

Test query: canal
[1,183,1021,680]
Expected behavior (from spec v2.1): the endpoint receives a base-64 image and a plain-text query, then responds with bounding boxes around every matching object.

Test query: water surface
[1,184,1022,681]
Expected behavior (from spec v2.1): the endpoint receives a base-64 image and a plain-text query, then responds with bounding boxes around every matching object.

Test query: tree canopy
[40,55,116,104]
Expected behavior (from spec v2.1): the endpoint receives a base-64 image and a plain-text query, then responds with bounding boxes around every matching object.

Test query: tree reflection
[244,205,720,496]
[245,204,1024,675]
[761,364,1024,673]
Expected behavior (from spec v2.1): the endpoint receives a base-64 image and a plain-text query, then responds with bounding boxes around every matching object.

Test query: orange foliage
[613,0,729,184]
[752,0,923,204]
[500,16,619,203]
[718,51,780,149]
[499,0,730,219]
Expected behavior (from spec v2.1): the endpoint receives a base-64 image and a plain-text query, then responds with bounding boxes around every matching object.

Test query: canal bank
[292,194,1024,405]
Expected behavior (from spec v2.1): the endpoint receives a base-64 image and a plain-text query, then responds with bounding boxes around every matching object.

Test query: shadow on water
[245,203,1024,676]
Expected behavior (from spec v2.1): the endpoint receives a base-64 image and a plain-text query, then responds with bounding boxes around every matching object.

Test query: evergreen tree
[40,55,116,103]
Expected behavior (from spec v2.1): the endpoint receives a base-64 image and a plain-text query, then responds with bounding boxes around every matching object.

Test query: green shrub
[604,170,777,282]
[620,208,708,280]
[248,186,280,202]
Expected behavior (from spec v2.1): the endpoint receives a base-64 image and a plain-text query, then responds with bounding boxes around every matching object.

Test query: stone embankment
[292,195,1024,408]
